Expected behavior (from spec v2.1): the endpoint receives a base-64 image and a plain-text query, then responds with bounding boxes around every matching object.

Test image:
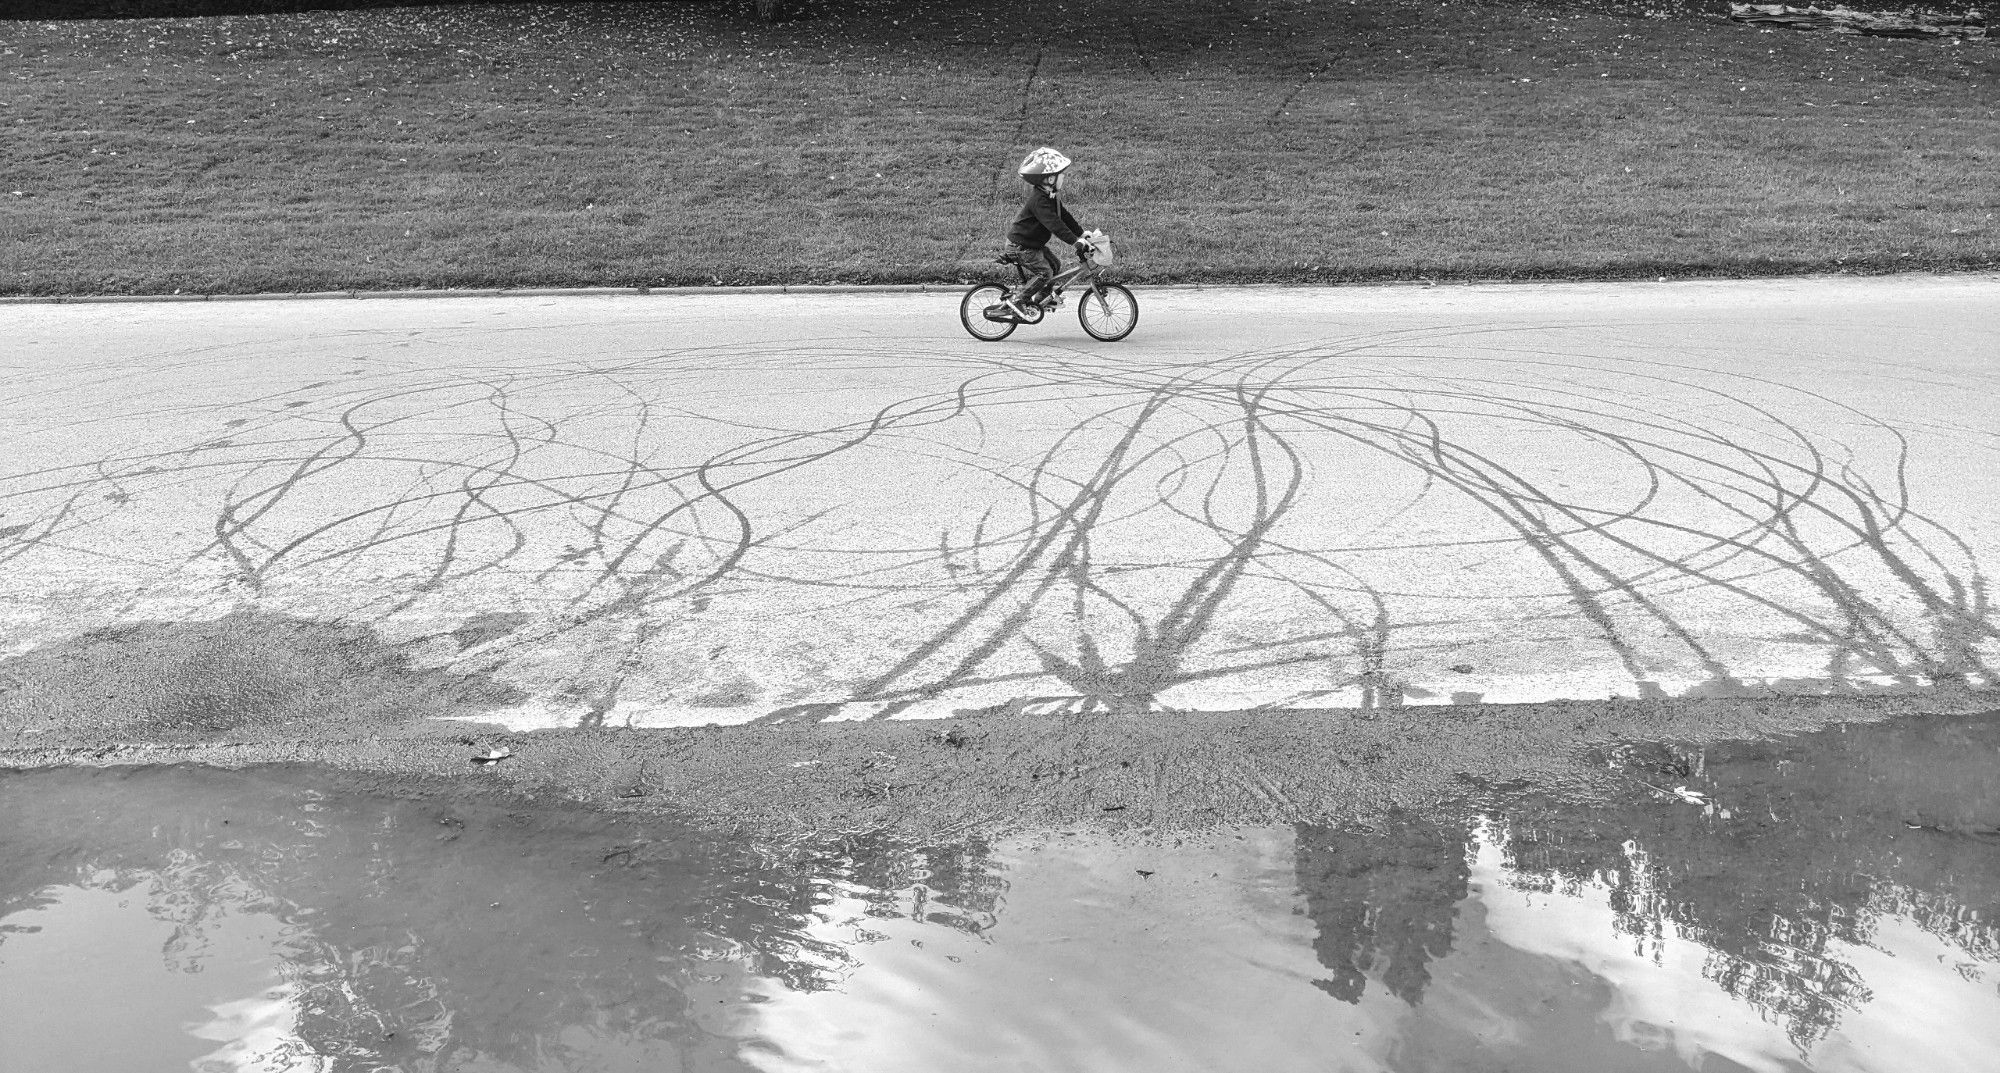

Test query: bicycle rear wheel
[1078,283,1138,341]
[960,284,1017,341]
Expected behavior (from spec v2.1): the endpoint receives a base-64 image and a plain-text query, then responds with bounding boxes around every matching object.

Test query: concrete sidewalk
[3,275,1997,730]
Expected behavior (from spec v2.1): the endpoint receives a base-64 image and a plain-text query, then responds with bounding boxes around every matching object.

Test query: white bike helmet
[1018,147,1071,179]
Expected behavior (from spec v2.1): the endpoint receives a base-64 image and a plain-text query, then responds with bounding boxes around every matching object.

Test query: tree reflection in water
[4,712,1995,1070]
[1294,812,1469,1005]
[0,766,1008,1072]
[1293,710,2000,1055]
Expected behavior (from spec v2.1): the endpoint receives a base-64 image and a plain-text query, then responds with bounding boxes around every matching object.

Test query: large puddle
[3,712,1997,1072]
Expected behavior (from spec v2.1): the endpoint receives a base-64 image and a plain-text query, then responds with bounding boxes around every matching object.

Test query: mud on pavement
[2,612,1992,838]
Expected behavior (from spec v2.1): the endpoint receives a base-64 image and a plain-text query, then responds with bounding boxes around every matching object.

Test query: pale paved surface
[3,276,1997,729]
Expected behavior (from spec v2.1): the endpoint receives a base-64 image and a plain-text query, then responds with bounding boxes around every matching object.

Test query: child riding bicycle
[1000,147,1098,320]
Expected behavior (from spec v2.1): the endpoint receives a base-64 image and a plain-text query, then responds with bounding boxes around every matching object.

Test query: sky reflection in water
[1,711,1995,1072]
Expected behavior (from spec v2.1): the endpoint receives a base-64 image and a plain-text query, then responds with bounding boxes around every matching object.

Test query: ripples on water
[1,711,1996,1072]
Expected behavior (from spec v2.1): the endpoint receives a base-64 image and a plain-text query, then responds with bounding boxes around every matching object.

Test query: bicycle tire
[1078,283,1138,341]
[960,284,1018,342]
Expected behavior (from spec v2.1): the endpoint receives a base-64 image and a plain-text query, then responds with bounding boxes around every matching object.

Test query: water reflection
[0,766,1011,1072]
[1294,711,2000,1071]
[2,710,1997,1072]
[1295,812,1468,1006]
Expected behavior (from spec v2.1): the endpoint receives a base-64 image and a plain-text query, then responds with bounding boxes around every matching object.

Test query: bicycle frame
[968,240,1135,341]
[1007,252,1108,304]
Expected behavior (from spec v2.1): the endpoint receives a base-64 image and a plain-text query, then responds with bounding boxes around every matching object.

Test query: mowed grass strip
[2,0,1997,295]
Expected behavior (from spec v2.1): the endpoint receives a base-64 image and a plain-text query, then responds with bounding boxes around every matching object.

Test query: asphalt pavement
[4,275,1996,729]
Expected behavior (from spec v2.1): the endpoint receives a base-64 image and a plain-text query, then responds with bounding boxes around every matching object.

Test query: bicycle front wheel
[960,284,1017,342]
[1078,283,1138,341]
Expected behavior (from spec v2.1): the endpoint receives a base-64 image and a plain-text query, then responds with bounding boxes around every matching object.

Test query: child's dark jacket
[1007,185,1083,249]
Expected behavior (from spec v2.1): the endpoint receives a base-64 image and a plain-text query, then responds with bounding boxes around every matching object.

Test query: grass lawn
[2,0,1997,294]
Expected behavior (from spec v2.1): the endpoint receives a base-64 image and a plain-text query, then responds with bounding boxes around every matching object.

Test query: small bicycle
[959,229,1139,342]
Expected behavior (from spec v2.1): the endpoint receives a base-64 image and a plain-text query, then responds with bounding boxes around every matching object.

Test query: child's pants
[1008,243,1061,301]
